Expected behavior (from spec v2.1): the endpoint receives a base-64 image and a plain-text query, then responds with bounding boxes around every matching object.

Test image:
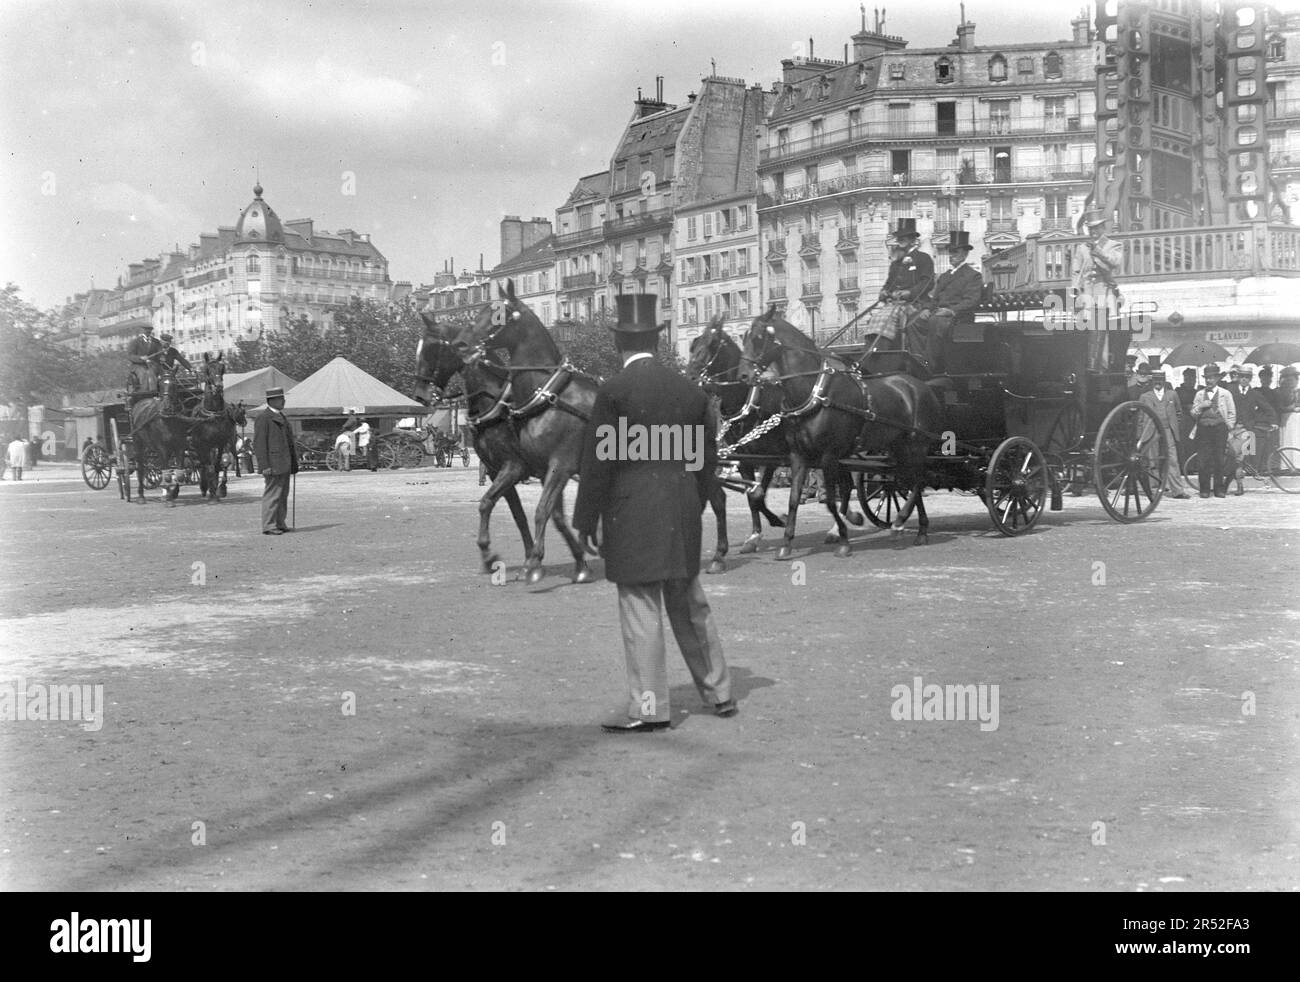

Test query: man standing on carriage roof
[126,323,164,399]
[155,333,192,415]
[905,229,983,374]
[574,294,734,733]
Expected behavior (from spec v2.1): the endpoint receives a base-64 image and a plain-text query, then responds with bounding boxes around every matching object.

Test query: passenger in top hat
[126,322,164,398]
[906,229,983,373]
[573,293,734,733]
[879,218,934,306]
[253,386,298,534]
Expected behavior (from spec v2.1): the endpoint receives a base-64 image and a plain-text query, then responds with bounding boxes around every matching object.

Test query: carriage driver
[905,230,984,374]
[156,333,193,415]
[126,323,165,399]
[864,218,934,355]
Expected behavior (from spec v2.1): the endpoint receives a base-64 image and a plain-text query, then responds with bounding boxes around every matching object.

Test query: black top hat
[611,294,663,334]
[945,229,972,251]
[1135,364,1153,377]
[888,218,919,241]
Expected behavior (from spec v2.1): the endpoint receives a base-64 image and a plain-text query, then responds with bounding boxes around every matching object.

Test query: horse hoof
[769,516,786,529]
[775,546,793,561]
[706,559,726,575]
[847,510,865,527]
[835,542,852,558]
[573,567,595,584]
[823,531,840,545]
[915,532,929,545]
[890,524,906,537]
[738,537,759,554]
[526,567,544,585]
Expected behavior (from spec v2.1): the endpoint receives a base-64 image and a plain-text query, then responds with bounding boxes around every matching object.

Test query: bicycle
[1182,444,1300,494]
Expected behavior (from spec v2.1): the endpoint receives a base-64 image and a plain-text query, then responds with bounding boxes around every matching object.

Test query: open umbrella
[1244,342,1300,365]
[1162,340,1231,367]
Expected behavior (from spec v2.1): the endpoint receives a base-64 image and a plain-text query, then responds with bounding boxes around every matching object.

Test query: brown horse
[739,306,942,554]
[128,352,226,502]
[412,314,539,576]
[443,285,597,585]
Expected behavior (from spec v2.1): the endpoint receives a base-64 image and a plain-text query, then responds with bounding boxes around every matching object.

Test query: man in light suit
[574,294,734,733]
[253,386,298,534]
[1190,364,1235,498]
[905,229,984,373]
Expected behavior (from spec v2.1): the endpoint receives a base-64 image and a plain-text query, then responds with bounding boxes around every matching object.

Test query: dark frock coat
[574,358,717,584]
[253,410,299,476]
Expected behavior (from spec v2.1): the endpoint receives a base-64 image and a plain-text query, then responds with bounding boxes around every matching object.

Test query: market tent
[278,357,425,417]
[223,367,300,407]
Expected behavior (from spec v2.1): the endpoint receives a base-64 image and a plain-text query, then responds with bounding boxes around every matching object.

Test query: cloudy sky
[4,0,1098,309]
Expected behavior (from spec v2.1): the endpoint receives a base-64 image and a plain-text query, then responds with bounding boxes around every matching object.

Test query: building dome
[235,183,284,244]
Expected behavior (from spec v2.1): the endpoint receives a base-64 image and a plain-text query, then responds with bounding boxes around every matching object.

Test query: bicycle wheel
[326,449,341,471]
[1268,447,1300,493]
[1181,451,1199,479]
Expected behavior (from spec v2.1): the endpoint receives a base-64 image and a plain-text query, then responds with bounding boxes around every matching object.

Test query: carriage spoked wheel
[984,436,1050,536]
[81,444,113,490]
[396,441,424,469]
[326,449,342,471]
[1092,401,1166,523]
[859,479,909,530]
[376,442,397,470]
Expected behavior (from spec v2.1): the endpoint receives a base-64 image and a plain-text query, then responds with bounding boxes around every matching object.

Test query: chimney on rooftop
[956,4,975,51]
[1071,9,1092,43]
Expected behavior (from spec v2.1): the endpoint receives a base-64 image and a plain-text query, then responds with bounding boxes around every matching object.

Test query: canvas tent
[223,367,299,408]
[277,357,425,418]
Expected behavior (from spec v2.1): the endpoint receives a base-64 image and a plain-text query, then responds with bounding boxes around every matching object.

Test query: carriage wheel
[1268,447,1300,494]
[984,436,1049,536]
[143,453,164,490]
[859,479,909,529]
[326,449,342,471]
[1093,401,1166,523]
[397,441,424,469]
[1043,401,1086,456]
[377,442,397,470]
[81,444,113,490]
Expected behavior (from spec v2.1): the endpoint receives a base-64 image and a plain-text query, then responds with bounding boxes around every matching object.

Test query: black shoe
[600,718,671,734]
[1198,491,1212,499]
[277,526,293,532]
[714,699,738,718]
[262,529,283,535]
[1214,491,1227,498]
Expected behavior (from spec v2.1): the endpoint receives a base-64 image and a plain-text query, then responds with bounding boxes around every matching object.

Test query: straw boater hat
[1081,208,1108,228]
[887,218,920,244]
[265,386,286,400]
[1202,363,1223,379]
[609,294,663,334]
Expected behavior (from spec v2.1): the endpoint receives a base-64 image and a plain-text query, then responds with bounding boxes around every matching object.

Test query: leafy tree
[0,283,76,409]
[556,312,685,380]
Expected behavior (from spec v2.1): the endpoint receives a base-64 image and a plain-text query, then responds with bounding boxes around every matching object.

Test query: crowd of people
[1130,356,1300,499]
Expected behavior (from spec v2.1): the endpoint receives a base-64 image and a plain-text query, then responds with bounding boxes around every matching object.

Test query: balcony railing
[562,271,601,290]
[988,218,1018,233]
[293,267,386,283]
[836,228,859,248]
[1039,217,1076,232]
[765,237,786,256]
[768,285,788,299]
[1267,99,1300,122]
[553,226,603,249]
[602,208,673,236]
[801,281,823,297]
[800,233,822,253]
[759,115,1097,163]
[837,277,861,293]
[765,166,1092,207]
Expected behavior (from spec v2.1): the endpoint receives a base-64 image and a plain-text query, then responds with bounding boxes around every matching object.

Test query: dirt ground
[1,459,1297,891]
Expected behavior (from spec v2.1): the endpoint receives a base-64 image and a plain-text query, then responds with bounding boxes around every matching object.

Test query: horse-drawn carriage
[713,286,1168,540]
[80,359,242,502]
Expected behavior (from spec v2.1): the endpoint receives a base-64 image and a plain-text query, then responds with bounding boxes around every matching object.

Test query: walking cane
[291,471,296,530]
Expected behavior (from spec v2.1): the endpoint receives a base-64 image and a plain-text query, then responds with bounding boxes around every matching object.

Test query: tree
[0,283,76,410]
[555,312,684,380]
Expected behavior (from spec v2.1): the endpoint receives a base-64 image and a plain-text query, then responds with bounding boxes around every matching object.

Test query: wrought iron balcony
[562,271,601,291]
[765,237,787,257]
[801,281,823,297]
[602,208,673,236]
[553,226,604,249]
[800,232,823,254]
[768,285,787,299]
[836,227,859,250]
[759,116,1097,165]
[837,277,861,294]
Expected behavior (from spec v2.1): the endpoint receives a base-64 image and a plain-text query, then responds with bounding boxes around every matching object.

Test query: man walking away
[574,294,735,733]
[5,436,26,481]
[253,387,298,534]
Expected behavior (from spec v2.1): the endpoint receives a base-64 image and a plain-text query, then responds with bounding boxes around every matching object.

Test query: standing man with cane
[253,386,298,534]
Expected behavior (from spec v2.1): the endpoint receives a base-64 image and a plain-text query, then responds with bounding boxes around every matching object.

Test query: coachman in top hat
[863,219,935,354]
[573,294,734,733]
